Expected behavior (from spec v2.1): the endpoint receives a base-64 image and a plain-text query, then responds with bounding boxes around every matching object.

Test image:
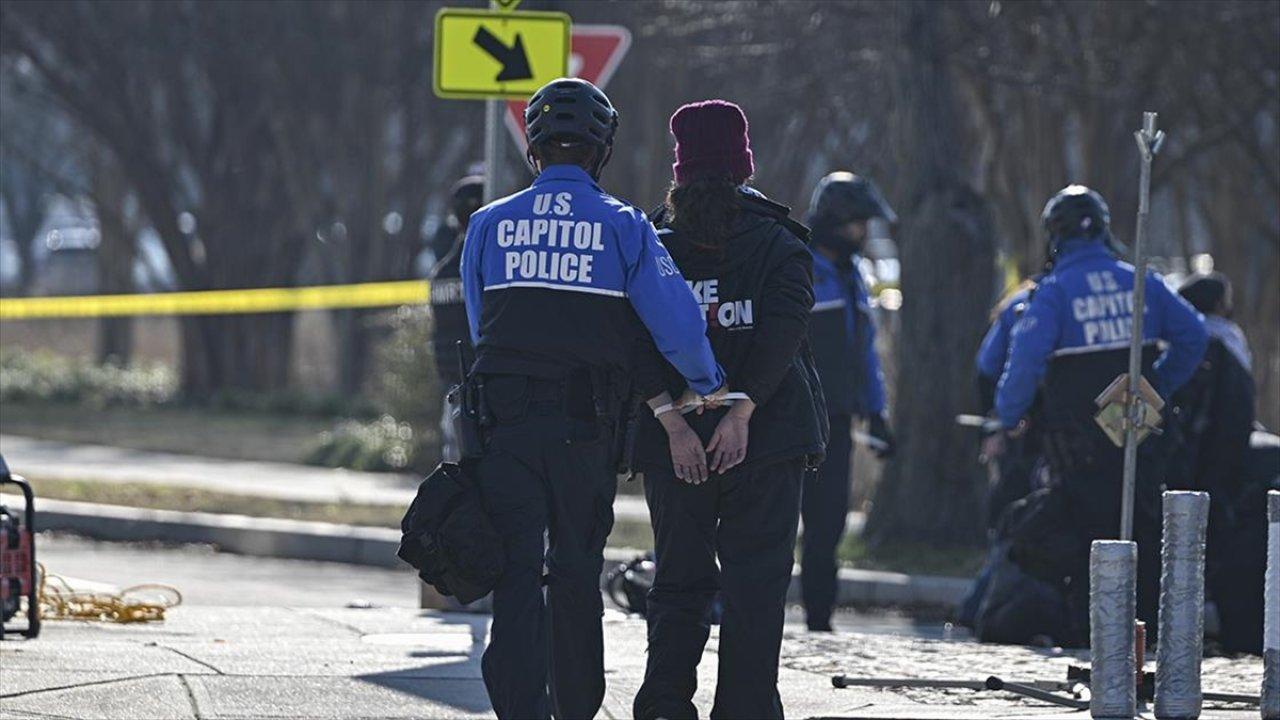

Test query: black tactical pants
[474,375,616,720]
[800,412,852,631]
[634,456,804,720]
[1043,425,1164,633]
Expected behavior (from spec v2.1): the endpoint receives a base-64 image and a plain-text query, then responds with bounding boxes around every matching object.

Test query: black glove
[867,413,896,459]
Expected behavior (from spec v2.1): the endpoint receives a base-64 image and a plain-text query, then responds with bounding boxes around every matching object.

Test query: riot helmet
[1041,185,1111,258]
[806,171,896,255]
[449,175,485,230]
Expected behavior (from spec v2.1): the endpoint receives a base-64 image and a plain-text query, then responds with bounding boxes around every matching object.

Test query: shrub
[0,350,176,407]
[303,306,449,474]
[370,305,442,423]
[303,414,438,473]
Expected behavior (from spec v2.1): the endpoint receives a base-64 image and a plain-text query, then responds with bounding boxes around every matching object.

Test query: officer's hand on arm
[624,220,725,396]
[866,413,896,459]
[708,397,754,474]
[648,393,708,484]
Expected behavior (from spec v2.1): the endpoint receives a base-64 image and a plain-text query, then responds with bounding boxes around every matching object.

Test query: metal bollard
[1155,491,1209,719]
[1092,539,1138,719]
[1263,491,1279,720]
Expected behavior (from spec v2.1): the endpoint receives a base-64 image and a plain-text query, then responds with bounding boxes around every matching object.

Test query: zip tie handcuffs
[652,391,751,417]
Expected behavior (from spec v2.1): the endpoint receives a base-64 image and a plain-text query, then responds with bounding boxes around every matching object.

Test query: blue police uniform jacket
[995,238,1207,429]
[461,164,724,394]
[807,249,886,416]
[976,287,1031,381]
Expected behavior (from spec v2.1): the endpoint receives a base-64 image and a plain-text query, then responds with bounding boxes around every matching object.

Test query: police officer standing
[994,185,1206,628]
[460,78,725,720]
[800,172,896,632]
[429,175,484,462]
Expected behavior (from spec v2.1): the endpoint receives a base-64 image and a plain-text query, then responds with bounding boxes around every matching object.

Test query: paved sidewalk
[1,537,1263,720]
[1,605,1262,720]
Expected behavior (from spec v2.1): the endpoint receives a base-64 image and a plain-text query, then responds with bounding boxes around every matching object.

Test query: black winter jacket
[632,191,828,472]
[1169,336,1255,500]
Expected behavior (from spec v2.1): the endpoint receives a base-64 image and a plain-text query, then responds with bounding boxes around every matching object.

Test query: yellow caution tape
[0,280,432,320]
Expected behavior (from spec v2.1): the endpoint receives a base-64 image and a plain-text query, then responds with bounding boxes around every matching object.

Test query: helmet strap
[590,143,613,181]
[524,143,539,176]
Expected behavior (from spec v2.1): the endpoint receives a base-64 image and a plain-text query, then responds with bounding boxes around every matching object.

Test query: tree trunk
[177,313,295,399]
[92,147,134,365]
[335,308,371,396]
[864,0,996,549]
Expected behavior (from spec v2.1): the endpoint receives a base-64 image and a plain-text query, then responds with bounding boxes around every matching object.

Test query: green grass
[0,402,335,464]
[23,477,406,527]
[837,533,985,577]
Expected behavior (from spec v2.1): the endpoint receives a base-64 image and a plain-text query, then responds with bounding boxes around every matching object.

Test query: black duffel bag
[398,462,503,604]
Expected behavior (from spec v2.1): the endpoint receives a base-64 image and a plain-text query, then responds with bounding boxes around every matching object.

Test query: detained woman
[630,100,828,720]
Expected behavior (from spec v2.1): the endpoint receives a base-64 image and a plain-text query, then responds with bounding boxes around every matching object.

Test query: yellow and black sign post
[434,2,570,204]
[433,7,570,100]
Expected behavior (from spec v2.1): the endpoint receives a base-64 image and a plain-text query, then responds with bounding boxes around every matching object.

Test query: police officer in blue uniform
[460,78,725,720]
[799,172,895,632]
[977,282,1035,413]
[975,281,1043,530]
[994,185,1206,629]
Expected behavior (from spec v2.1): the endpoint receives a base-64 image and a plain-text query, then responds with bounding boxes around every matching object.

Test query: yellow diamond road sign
[434,8,570,100]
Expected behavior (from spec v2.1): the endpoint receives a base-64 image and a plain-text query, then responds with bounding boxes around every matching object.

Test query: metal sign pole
[1120,111,1165,542]
[482,0,504,204]
[484,98,501,203]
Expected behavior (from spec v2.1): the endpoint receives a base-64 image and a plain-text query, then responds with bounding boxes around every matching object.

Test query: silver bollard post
[1092,539,1138,719]
[1263,490,1279,720]
[1155,491,1209,719]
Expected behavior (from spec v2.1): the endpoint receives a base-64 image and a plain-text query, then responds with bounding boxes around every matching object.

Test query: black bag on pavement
[972,541,1074,646]
[397,462,503,604]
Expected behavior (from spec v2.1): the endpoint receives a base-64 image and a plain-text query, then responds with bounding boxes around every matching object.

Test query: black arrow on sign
[473,27,533,82]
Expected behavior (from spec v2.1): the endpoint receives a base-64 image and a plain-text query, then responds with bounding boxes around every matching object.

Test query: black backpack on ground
[397,462,504,605]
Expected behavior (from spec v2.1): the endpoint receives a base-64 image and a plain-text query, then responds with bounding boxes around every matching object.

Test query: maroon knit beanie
[669,100,754,186]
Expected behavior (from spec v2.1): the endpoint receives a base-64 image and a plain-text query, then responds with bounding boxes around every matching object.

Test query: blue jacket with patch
[461,164,724,394]
[976,288,1031,382]
[807,249,886,416]
[995,239,1206,429]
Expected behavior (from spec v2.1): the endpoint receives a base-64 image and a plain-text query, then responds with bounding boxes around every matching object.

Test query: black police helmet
[1042,185,1111,243]
[807,172,898,230]
[450,175,484,224]
[525,78,618,150]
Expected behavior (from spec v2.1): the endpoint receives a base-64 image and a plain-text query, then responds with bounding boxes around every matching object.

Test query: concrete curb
[22,496,403,567]
[13,496,972,609]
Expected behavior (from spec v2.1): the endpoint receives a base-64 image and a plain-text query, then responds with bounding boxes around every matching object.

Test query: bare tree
[862,0,995,548]
[0,57,67,296]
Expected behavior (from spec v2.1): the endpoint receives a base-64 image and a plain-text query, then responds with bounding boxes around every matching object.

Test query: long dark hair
[665,176,740,254]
